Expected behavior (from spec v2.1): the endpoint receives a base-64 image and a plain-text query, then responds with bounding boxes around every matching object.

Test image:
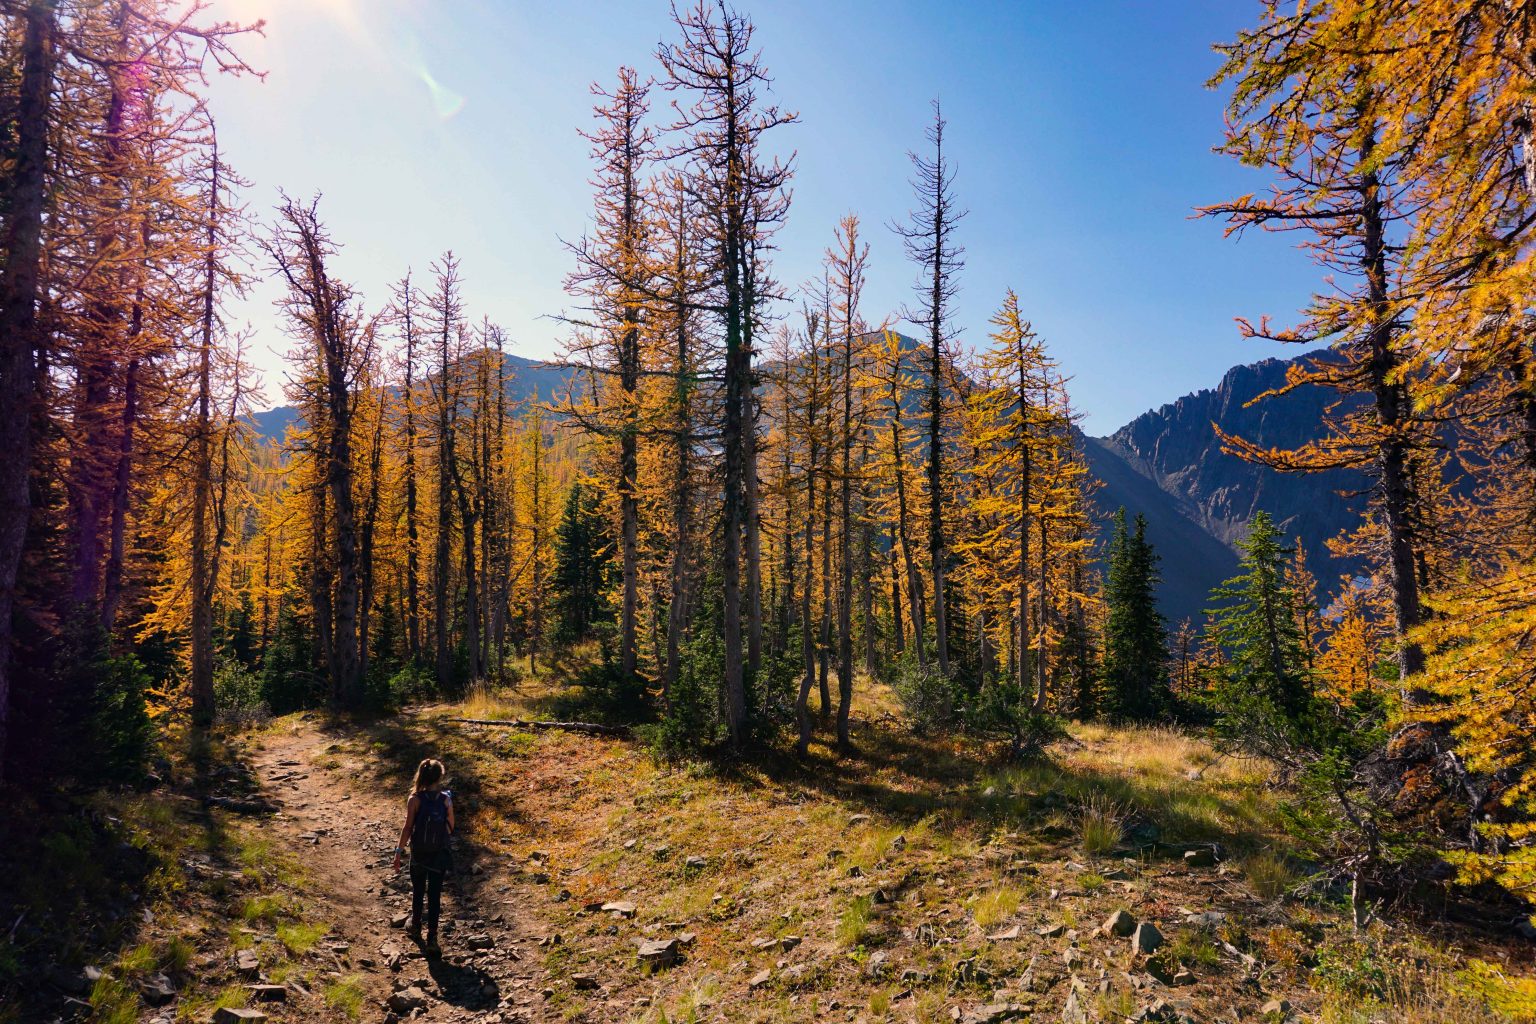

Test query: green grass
[89,974,139,1024]
[162,934,195,974]
[971,886,1022,929]
[1243,850,1299,900]
[277,921,330,956]
[325,975,368,1019]
[1165,929,1221,970]
[837,894,875,947]
[118,941,157,976]
[240,894,296,924]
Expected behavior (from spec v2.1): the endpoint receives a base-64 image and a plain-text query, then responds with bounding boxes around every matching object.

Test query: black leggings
[410,858,445,931]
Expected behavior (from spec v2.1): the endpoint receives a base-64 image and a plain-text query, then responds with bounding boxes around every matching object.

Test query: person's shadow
[417,943,500,1011]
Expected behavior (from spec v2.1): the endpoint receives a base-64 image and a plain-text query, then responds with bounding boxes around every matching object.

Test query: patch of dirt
[251,717,561,1022]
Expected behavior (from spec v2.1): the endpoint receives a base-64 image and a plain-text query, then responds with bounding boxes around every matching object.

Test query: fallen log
[446,717,631,739]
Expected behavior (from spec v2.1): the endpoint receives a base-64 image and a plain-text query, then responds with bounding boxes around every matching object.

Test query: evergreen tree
[1205,512,1313,733]
[1101,509,1169,720]
[1059,606,1101,719]
[553,481,616,645]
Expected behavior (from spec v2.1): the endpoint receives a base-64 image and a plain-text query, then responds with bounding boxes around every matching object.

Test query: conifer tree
[1206,512,1312,728]
[1101,509,1169,720]
[553,481,615,644]
[267,196,372,710]
[657,0,794,743]
[894,99,964,677]
[564,65,653,682]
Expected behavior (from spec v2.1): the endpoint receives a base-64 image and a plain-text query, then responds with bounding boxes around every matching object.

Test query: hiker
[392,758,455,955]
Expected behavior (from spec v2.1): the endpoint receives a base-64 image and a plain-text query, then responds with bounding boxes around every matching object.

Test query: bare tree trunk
[818,463,833,721]
[888,522,905,657]
[100,356,138,631]
[928,336,948,676]
[892,411,926,668]
[189,145,223,728]
[400,279,422,662]
[359,405,384,684]
[0,0,55,780]
[837,344,855,751]
[796,372,820,755]
[1359,138,1425,689]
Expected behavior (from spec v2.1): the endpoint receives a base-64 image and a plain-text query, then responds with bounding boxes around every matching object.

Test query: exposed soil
[250,717,559,1023]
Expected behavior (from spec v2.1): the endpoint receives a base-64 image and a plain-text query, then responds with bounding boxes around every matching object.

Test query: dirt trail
[250,718,558,1023]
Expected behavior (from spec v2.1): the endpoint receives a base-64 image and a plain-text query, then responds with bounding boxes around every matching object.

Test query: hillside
[16,680,1529,1024]
[248,347,1360,627]
[246,352,575,441]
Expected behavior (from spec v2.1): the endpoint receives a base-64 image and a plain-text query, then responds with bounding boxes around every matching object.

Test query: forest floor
[10,673,1536,1024]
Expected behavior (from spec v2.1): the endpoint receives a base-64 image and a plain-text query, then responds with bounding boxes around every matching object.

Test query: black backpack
[412,791,451,855]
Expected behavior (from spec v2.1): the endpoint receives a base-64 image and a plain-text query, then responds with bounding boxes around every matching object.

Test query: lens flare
[418,68,466,120]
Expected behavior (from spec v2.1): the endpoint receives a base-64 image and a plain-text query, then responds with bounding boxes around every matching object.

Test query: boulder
[234,950,261,978]
[1062,987,1088,1024]
[960,1003,1029,1024]
[386,986,429,1014]
[748,970,772,989]
[601,901,637,919]
[1182,848,1216,869]
[140,974,176,1006]
[572,974,599,990]
[636,939,679,970]
[245,985,287,1002]
[212,1010,268,1024]
[1102,910,1137,937]
[1131,922,1164,955]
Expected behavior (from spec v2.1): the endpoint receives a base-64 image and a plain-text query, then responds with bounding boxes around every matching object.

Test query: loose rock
[1102,910,1137,937]
[1131,922,1164,955]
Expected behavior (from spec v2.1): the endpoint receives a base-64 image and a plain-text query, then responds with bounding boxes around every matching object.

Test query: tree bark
[0,0,55,781]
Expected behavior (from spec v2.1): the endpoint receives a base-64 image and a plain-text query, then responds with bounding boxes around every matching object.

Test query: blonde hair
[411,758,445,794]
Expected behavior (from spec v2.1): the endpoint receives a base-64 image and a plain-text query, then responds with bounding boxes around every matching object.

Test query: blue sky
[208,0,1320,433]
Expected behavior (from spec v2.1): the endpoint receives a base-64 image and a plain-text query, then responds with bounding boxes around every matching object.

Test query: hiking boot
[425,930,441,957]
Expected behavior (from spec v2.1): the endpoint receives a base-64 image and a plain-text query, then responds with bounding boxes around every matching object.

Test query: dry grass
[1077,794,1124,856]
[314,682,1536,1024]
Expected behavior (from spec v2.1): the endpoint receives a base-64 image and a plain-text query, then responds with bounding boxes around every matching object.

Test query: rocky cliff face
[1087,351,1366,623]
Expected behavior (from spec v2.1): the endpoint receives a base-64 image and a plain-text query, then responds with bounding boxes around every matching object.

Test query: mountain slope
[1080,433,1239,626]
[1088,351,1365,624]
[247,351,576,441]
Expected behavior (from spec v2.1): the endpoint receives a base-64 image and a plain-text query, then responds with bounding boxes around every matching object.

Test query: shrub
[559,655,651,725]
[746,651,800,744]
[214,657,268,724]
[966,682,1067,759]
[1242,849,1299,901]
[892,648,957,732]
[54,615,153,784]
[372,662,435,712]
[647,627,721,761]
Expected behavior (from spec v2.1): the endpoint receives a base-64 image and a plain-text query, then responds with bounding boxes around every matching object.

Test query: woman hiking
[392,758,455,955]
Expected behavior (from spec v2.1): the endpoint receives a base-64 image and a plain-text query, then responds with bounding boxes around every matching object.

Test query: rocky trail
[249,719,559,1023]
